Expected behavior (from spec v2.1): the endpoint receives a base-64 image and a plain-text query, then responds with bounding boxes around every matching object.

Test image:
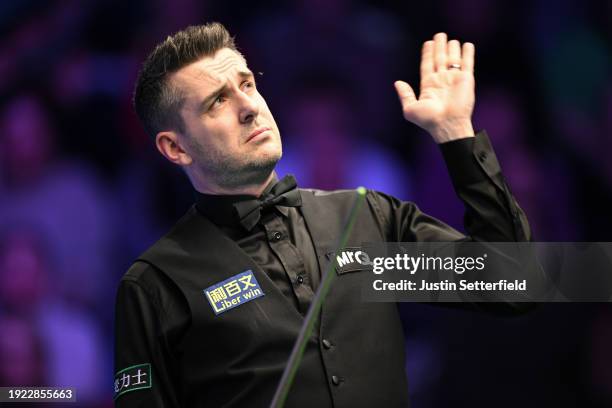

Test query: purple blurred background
[0,1,610,407]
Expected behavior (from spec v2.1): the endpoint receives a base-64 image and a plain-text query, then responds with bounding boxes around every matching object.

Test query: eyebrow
[199,70,255,112]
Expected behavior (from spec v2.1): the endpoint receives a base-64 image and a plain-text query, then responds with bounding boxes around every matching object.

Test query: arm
[374,34,534,313]
[368,130,531,243]
[114,265,181,407]
[382,32,530,242]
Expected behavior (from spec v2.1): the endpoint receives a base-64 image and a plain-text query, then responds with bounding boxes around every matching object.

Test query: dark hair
[133,22,240,138]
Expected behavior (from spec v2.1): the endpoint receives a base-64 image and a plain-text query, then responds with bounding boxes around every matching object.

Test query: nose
[237,90,259,124]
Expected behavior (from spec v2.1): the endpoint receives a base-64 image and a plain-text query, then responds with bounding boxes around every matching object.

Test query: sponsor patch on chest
[326,247,372,274]
[204,270,265,315]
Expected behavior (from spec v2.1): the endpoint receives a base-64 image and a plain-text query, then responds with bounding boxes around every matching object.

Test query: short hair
[133,22,240,138]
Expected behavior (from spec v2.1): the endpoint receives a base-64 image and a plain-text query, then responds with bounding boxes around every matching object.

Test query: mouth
[246,127,271,143]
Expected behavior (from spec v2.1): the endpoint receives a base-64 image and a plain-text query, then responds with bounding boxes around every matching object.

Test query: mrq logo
[336,250,372,268]
[334,249,487,275]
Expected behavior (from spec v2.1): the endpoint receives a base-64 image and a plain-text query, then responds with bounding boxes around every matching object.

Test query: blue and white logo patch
[204,270,264,315]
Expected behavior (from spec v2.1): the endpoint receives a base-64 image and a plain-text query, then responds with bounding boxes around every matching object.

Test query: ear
[155,131,193,166]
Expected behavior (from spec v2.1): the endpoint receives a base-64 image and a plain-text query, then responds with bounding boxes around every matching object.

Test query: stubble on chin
[218,154,280,189]
[192,141,282,190]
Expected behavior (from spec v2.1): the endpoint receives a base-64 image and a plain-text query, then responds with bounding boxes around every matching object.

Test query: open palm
[395,33,476,143]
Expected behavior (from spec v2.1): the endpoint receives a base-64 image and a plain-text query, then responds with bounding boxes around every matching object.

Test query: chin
[257,142,282,163]
[255,152,281,170]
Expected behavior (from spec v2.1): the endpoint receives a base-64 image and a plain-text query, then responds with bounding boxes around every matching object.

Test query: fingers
[447,40,461,68]
[462,42,475,74]
[433,32,447,72]
[394,80,416,115]
[426,33,474,73]
[420,41,434,78]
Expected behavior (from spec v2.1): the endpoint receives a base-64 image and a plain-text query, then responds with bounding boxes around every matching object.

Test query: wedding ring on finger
[448,63,462,70]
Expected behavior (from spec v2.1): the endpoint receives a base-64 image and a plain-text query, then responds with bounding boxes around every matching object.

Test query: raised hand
[394,33,476,143]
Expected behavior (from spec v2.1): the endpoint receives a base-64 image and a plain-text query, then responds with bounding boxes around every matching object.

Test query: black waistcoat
[137,188,409,407]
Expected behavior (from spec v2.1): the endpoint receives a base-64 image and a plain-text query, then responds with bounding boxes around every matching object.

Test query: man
[114,22,530,407]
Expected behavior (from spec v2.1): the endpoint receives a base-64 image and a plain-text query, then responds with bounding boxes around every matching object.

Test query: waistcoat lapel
[298,189,341,274]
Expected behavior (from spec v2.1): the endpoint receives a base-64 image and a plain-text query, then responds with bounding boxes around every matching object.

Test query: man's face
[170,48,282,189]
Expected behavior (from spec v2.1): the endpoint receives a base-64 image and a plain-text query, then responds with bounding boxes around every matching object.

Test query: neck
[192,171,276,197]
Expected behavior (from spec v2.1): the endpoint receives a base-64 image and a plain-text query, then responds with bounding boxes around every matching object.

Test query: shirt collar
[194,173,290,229]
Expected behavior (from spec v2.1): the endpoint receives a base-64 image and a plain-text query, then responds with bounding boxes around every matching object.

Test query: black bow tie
[233,175,302,231]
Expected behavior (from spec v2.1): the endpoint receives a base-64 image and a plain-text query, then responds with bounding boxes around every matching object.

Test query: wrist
[429,120,475,144]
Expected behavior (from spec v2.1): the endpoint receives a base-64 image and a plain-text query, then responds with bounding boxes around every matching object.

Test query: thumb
[394,80,417,112]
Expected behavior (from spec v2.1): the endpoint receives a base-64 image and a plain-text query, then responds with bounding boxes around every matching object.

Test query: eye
[210,94,226,109]
[242,80,256,91]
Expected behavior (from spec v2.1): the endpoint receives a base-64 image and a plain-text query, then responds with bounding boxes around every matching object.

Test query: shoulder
[299,187,389,205]
[298,186,376,214]
[298,186,418,216]
[130,205,203,268]
[298,187,359,198]
[121,261,159,287]
[117,206,202,305]
[300,186,407,202]
[119,261,169,301]
[117,260,188,323]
